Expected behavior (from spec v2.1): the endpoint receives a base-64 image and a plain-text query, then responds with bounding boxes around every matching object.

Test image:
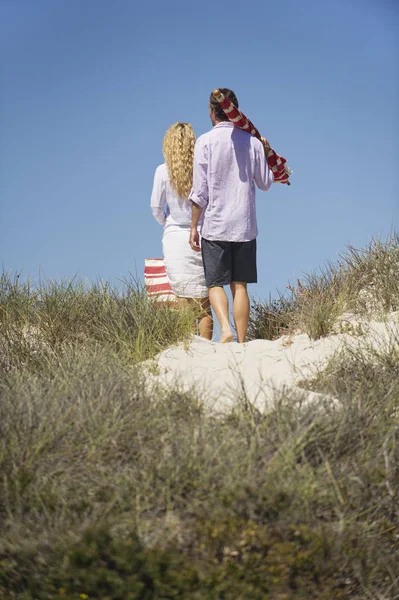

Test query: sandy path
[144,313,398,412]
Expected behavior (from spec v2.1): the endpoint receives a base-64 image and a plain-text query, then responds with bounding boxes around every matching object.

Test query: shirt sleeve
[150,166,167,225]
[189,137,209,209]
[253,141,274,192]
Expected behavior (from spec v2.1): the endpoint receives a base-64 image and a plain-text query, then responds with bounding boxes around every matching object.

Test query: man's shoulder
[196,130,212,146]
[196,125,235,147]
[195,126,263,149]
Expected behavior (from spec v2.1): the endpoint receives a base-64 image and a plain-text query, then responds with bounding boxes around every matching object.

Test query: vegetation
[0,235,398,599]
[248,233,399,341]
[0,274,196,372]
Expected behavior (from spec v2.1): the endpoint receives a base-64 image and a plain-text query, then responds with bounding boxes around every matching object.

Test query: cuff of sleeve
[189,193,208,209]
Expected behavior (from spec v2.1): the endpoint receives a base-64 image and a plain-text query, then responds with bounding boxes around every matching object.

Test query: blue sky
[1,0,398,305]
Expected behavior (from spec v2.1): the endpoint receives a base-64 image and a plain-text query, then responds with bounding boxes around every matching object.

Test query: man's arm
[189,137,208,252]
[254,139,274,192]
[189,201,203,251]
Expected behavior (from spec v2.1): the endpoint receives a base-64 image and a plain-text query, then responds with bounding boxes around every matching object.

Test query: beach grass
[0,235,398,599]
[0,273,196,373]
[248,232,399,341]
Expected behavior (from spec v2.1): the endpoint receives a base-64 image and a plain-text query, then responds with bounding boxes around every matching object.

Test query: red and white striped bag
[144,258,177,302]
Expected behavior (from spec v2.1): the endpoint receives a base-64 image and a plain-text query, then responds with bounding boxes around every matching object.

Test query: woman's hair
[162,122,195,199]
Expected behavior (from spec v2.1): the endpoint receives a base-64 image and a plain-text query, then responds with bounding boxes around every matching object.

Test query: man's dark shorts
[201,238,257,288]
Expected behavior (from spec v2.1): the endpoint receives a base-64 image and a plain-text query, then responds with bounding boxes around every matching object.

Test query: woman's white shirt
[150,163,200,231]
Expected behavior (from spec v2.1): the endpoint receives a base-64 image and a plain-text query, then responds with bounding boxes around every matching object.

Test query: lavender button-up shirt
[189,122,274,242]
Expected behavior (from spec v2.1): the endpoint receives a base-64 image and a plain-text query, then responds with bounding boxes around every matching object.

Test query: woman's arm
[150,166,167,225]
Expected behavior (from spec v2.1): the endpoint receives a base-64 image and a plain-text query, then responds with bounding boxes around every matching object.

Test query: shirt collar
[214,121,235,129]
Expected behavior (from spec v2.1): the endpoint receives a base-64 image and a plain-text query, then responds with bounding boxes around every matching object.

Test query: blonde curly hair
[162,122,195,199]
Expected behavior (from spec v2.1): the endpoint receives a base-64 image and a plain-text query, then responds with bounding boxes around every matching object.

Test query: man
[189,88,274,343]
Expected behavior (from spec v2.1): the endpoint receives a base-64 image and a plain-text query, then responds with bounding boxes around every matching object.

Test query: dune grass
[0,273,197,374]
[1,338,398,598]
[248,232,399,341]
[0,236,398,599]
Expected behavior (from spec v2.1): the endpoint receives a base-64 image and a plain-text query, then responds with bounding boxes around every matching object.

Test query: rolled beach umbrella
[212,89,292,185]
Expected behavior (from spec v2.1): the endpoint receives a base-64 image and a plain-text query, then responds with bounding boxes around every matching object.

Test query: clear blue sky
[1,0,398,302]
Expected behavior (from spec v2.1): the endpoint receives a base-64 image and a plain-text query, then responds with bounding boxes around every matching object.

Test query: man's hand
[189,227,201,252]
[261,137,271,155]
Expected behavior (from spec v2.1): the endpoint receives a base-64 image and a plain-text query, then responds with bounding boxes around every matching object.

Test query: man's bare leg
[208,286,234,343]
[230,282,250,343]
[177,297,213,340]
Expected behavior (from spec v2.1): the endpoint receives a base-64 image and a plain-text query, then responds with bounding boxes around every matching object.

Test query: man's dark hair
[209,88,239,122]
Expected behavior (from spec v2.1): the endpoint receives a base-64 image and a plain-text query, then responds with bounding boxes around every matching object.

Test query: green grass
[0,236,398,599]
[1,342,398,598]
[248,232,399,341]
[0,273,196,373]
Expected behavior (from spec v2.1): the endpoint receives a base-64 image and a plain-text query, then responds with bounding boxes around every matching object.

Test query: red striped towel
[144,258,176,302]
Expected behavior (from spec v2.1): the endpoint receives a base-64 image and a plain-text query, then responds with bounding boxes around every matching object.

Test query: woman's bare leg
[197,297,213,340]
[177,297,190,310]
[230,282,250,343]
[208,286,234,343]
[177,297,213,340]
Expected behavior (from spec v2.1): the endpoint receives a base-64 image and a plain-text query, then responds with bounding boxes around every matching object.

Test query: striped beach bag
[144,258,177,302]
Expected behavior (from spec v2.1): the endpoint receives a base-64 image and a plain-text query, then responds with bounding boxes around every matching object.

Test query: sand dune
[145,312,399,412]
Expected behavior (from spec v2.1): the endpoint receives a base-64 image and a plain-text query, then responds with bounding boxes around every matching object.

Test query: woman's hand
[189,227,201,252]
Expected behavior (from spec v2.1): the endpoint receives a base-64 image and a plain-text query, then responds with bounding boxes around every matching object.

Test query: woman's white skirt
[162,227,208,298]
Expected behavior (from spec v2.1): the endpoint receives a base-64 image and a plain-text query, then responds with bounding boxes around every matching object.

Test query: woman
[150,122,212,340]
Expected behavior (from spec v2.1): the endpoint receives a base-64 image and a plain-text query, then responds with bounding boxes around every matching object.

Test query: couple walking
[151,88,274,343]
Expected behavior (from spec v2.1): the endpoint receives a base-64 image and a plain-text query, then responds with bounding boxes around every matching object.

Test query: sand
[144,312,399,412]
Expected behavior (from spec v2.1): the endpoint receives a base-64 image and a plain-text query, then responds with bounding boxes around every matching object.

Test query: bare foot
[220,331,234,343]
